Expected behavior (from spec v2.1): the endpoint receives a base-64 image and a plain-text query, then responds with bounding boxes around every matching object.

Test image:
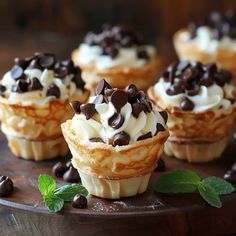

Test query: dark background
[0,0,236,75]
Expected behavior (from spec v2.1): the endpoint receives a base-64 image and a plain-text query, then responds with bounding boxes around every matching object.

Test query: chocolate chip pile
[83,24,151,59]
[188,10,236,40]
[71,79,167,146]
[0,175,14,197]
[162,61,232,111]
[0,52,85,98]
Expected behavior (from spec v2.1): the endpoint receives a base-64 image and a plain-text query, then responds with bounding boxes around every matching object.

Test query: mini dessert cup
[62,80,169,199]
[0,53,89,161]
[72,24,160,91]
[173,11,236,76]
[148,61,236,163]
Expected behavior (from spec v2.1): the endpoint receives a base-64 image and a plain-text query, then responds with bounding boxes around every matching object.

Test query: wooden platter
[0,130,236,236]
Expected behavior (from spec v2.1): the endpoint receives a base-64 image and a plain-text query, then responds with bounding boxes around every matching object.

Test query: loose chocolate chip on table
[46,83,60,98]
[63,166,81,183]
[10,65,24,80]
[55,66,68,79]
[137,50,149,60]
[11,79,29,93]
[113,131,130,146]
[110,90,128,112]
[131,102,147,118]
[28,77,43,91]
[95,79,112,95]
[159,111,168,124]
[14,57,28,69]
[93,95,105,104]
[137,132,152,141]
[89,138,105,143]
[80,103,97,120]
[180,97,194,111]
[0,85,6,96]
[52,162,69,178]
[224,170,236,184]
[125,84,138,102]
[70,101,81,114]
[0,176,14,197]
[155,158,166,172]
[38,53,55,69]
[108,113,124,129]
[72,194,87,209]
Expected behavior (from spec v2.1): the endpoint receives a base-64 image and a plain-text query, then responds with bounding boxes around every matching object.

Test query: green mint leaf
[43,195,64,213]
[54,184,88,202]
[154,170,201,193]
[38,174,56,196]
[197,182,222,208]
[202,176,235,195]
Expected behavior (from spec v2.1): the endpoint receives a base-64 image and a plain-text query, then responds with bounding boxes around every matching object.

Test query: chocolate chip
[46,83,60,98]
[70,101,81,114]
[72,71,85,90]
[80,103,97,120]
[120,36,133,47]
[95,79,112,95]
[72,194,87,209]
[63,166,81,183]
[10,65,24,80]
[89,138,105,143]
[28,77,43,91]
[125,84,138,102]
[180,97,194,111]
[38,53,55,69]
[177,61,190,71]
[0,85,6,96]
[155,158,166,172]
[183,68,199,82]
[108,113,124,129]
[137,90,147,102]
[131,102,147,118]
[102,47,119,58]
[159,111,168,124]
[113,131,130,146]
[60,59,75,74]
[166,84,184,95]
[93,95,105,104]
[214,73,227,86]
[52,162,69,177]
[14,57,28,69]
[186,84,200,96]
[11,79,29,93]
[156,123,165,134]
[27,59,42,70]
[137,50,149,60]
[104,88,114,97]
[199,73,214,87]
[66,160,72,168]
[224,170,236,184]
[55,66,68,78]
[0,176,14,197]
[110,90,128,111]
[137,132,152,141]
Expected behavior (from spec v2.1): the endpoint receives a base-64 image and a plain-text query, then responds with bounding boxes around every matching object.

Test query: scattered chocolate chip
[113,131,130,146]
[224,170,236,184]
[10,65,24,80]
[159,111,168,124]
[55,66,68,78]
[108,113,124,129]
[180,97,194,111]
[155,158,166,172]
[131,102,147,118]
[14,57,28,69]
[110,90,128,111]
[80,103,97,120]
[125,84,138,102]
[93,95,105,104]
[38,53,55,69]
[11,79,28,93]
[0,85,6,96]
[137,50,149,60]
[52,162,69,178]
[0,176,14,197]
[63,166,81,183]
[70,101,81,114]
[72,194,87,209]
[95,79,112,95]
[28,77,43,91]
[137,132,152,141]
[89,138,105,143]
[46,83,60,98]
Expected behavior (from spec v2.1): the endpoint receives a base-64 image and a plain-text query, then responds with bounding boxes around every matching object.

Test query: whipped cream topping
[154,78,233,112]
[78,43,156,70]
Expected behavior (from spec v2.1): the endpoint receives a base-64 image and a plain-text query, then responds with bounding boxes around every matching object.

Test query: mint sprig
[154,170,235,208]
[38,174,88,212]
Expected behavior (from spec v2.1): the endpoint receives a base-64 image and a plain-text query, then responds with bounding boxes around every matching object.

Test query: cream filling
[179,26,236,53]
[71,101,165,144]
[154,78,233,112]
[77,43,156,70]
[1,68,83,106]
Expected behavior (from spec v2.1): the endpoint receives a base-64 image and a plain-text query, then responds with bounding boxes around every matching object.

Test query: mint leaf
[197,182,222,208]
[202,177,235,195]
[54,184,88,202]
[38,174,56,196]
[43,195,64,212]
[154,170,201,193]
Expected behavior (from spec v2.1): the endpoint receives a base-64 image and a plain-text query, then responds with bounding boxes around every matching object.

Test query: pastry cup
[173,29,236,76]
[61,120,169,199]
[72,49,160,91]
[148,86,236,163]
[0,90,89,161]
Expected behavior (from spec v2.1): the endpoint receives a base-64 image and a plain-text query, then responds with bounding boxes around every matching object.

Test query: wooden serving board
[0,130,236,236]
